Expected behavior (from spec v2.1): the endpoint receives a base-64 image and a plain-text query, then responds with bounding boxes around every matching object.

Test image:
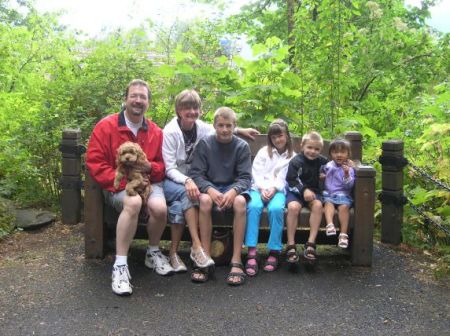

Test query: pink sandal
[263,251,280,272]
[245,254,259,277]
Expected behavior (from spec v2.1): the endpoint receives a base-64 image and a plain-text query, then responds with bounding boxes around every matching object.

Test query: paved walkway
[0,222,448,336]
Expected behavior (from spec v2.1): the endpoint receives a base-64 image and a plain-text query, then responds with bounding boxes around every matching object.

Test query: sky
[23,0,450,37]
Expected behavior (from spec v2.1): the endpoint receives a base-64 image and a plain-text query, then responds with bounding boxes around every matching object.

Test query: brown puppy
[114,141,152,202]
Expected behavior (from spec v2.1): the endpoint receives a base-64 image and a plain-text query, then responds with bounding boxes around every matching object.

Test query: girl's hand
[185,178,200,201]
[262,188,276,202]
[342,164,350,177]
[303,189,316,202]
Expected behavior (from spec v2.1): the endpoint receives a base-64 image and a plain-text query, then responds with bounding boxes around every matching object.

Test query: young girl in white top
[244,119,294,276]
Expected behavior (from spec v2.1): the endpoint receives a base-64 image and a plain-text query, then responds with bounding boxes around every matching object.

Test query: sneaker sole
[112,287,132,296]
[113,290,132,296]
[173,266,188,273]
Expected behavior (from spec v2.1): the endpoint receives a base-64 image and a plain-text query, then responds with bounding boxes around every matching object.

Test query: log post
[379,140,407,245]
[60,129,85,225]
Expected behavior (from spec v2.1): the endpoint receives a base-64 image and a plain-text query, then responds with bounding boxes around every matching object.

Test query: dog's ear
[137,149,147,163]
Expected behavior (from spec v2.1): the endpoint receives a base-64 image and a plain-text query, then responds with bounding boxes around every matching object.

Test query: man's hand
[185,178,200,201]
[237,127,260,140]
[303,188,316,202]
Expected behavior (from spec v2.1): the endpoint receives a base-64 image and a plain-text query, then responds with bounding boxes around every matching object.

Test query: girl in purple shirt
[321,139,355,248]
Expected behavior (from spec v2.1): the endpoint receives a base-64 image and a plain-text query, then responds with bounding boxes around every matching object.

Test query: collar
[271,147,288,158]
[118,110,148,131]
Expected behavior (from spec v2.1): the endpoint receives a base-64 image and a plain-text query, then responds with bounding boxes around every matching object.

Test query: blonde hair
[213,107,236,124]
[301,131,323,148]
[267,119,293,158]
[175,89,202,116]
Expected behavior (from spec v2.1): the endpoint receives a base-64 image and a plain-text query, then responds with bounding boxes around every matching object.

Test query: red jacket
[86,111,165,192]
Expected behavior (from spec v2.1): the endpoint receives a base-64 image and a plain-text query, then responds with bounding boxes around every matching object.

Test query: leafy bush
[0,197,15,238]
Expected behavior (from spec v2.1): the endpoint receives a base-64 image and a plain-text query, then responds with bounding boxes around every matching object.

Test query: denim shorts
[323,191,353,207]
[163,179,198,225]
[285,190,324,207]
[208,184,251,212]
[103,182,164,213]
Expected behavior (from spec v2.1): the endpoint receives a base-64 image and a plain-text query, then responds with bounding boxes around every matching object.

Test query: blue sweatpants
[245,190,286,251]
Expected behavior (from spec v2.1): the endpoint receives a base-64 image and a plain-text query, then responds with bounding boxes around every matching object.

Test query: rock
[15,209,55,230]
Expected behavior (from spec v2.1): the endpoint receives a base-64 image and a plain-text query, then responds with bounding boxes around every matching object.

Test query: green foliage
[0,197,15,238]
[401,83,450,256]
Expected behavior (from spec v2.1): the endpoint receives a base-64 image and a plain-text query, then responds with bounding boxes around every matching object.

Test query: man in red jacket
[86,79,173,296]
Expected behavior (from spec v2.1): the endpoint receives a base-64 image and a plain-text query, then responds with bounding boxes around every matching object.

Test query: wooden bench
[80,131,376,266]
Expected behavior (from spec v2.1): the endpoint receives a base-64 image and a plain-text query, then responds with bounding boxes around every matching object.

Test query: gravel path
[0,222,448,336]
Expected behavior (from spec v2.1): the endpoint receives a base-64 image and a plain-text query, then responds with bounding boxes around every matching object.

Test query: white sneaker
[112,265,132,296]
[170,253,187,273]
[145,250,175,275]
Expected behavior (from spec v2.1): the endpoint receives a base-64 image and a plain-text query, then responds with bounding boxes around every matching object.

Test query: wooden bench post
[60,129,84,225]
[344,131,362,162]
[380,140,407,245]
[351,165,376,266]
[84,170,106,258]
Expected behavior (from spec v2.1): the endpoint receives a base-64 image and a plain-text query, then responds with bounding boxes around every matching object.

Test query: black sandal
[303,242,317,265]
[285,244,299,264]
[191,267,209,283]
[226,262,246,286]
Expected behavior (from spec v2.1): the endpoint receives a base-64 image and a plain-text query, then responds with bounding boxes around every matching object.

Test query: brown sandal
[191,267,209,283]
[226,262,246,286]
[303,242,317,265]
[285,244,299,264]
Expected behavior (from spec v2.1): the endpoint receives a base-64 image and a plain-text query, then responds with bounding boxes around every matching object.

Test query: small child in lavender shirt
[321,139,355,248]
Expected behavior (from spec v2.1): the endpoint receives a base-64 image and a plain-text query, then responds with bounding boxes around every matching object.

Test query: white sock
[114,255,128,267]
[147,245,160,254]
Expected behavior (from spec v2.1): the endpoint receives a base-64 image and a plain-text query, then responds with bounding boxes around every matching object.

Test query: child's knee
[287,201,301,214]
[267,203,284,215]
[199,193,212,210]
[233,195,247,211]
[310,201,323,213]
[338,204,350,212]
[248,200,264,212]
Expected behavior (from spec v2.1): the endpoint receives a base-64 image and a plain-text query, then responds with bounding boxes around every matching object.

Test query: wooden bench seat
[84,131,376,266]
